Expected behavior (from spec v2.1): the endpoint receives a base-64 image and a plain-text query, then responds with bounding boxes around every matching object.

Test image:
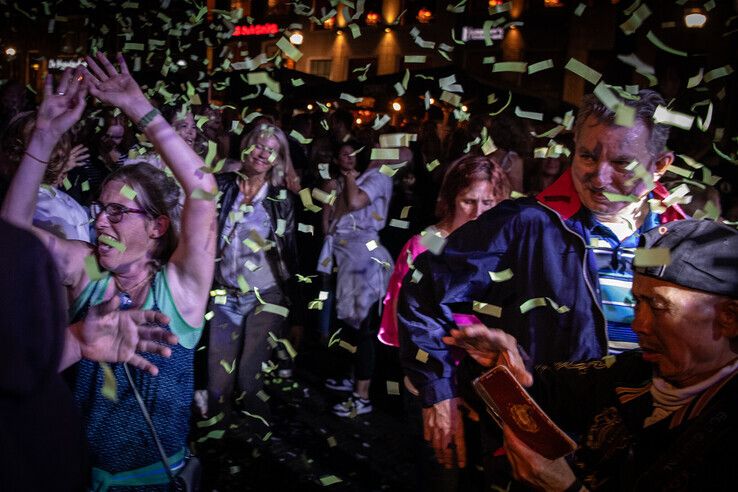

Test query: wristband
[136,108,160,131]
[24,151,50,165]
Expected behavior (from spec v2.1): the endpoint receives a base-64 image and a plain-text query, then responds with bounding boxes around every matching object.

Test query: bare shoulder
[164,262,210,327]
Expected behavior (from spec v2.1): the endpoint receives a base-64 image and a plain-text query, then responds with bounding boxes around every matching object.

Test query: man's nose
[590,162,614,189]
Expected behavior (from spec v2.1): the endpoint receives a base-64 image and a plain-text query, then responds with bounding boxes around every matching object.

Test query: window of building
[310,59,333,78]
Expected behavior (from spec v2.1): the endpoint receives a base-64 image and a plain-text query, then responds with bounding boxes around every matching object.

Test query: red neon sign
[233,23,280,36]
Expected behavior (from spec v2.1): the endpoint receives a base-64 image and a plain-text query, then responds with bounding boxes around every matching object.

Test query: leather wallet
[473,365,577,460]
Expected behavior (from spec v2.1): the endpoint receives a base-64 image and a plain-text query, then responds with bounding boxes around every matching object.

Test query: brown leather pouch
[473,365,577,460]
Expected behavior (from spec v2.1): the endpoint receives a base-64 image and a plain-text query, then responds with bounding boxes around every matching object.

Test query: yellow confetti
[370,148,399,160]
[220,359,236,374]
[419,230,447,255]
[256,303,290,318]
[100,362,117,402]
[415,349,429,363]
[276,36,302,62]
[386,381,400,395]
[389,219,409,229]
[84,255,103,281]
[634,248,671,267]
[564,58,602,85]
[473,301,502,318]
[520,297,548,314]
[646,30,687,57]
[620,3,651,35]
[653,105,694,130]
[492,61,527,73]
[488,269,513,282]
[527,59,554,74]
[339,340,357,353]
[196,430,226,443]
[196,412,225,428]
[319,475,343,486]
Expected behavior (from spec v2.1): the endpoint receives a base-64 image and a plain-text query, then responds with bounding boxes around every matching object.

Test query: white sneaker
[324,377,354,392]
[332,393,372,417]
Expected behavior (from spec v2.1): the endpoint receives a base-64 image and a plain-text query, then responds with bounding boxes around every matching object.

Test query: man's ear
[652,151,674,183]
[148,215,170,239]
[716,300,738,338]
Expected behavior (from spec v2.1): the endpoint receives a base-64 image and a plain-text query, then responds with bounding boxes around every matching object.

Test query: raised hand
[70,294,179,376]
[64,144,90,172]
[34,67,88,141]
[442,324,533,387]
[84,52,147,112]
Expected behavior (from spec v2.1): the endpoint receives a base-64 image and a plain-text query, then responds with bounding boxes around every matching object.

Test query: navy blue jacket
[397,170,684,407]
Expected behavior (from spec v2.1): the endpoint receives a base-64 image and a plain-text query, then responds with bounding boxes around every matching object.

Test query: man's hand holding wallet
[443,324,583,492]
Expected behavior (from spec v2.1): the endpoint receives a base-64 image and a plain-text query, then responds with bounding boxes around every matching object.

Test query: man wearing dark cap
[445,219,738,491]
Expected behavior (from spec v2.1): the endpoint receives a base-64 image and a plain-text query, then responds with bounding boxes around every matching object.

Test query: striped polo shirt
[579,209,660,354]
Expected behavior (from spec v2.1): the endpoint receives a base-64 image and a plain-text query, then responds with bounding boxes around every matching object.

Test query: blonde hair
[239,123,293,187]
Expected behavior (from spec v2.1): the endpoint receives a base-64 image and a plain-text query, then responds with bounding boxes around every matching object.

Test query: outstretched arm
[1,67,87,228]
[85,53,217,325]
[0,68,92,289]
[61,295,178,374]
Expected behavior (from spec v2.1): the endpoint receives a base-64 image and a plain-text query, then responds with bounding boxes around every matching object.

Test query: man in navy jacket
[397,89,686,469]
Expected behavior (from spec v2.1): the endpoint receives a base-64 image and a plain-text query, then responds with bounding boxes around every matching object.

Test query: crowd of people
[1,54,737,492]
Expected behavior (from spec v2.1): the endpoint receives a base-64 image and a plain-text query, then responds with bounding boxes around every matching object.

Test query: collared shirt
[216,182,278,292]
[578,206,660,354]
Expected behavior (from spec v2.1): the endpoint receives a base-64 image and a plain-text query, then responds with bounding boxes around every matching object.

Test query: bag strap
[123,363,176,482]
[121,273,180,485]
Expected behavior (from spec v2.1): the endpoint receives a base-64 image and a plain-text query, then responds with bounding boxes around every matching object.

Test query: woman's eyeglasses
[91,201,148,223]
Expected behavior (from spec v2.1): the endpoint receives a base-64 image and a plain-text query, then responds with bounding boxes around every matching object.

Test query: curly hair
[575,89,670,158]
[0,111,70,185]
[239,123,293,187]
[101,163,182,265]
[436,155,511,220]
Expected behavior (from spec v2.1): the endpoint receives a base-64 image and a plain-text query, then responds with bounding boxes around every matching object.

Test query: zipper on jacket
[537,202,609,353]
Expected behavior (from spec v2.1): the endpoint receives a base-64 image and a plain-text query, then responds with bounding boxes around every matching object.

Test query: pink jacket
[378,232,480,347]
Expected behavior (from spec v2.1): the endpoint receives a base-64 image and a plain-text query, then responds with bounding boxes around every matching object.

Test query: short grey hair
[574,89,670,158]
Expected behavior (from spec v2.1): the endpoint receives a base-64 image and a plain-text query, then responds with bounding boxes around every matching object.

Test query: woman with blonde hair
[205,122,303,434]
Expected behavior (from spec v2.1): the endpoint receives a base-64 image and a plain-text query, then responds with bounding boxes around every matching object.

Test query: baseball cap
[636,219,738,298]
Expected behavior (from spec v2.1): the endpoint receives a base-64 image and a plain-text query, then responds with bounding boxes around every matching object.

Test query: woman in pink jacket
[378,154,511,372]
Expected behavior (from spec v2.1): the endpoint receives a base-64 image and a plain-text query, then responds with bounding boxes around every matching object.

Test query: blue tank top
[69,267,203,481]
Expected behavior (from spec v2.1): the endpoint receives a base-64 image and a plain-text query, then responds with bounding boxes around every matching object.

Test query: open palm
[35,67,87,139]
[84,52,145,109]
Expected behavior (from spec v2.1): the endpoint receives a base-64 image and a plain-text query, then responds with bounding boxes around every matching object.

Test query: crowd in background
[1,58,737,492]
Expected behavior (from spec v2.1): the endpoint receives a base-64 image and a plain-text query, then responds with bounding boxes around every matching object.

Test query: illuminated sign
[461,26,505,42]
[233,23,280,37]
[48,58,87,70]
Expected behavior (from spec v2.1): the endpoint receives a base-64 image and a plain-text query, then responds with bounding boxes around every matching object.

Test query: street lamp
[5,47,16,57]
[289,31,304,45]
[684,8,707,28]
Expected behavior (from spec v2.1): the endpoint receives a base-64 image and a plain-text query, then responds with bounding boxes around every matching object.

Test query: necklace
[113,270,153,307]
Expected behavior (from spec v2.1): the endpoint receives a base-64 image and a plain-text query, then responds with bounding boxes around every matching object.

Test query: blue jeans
[206,287,286,417]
